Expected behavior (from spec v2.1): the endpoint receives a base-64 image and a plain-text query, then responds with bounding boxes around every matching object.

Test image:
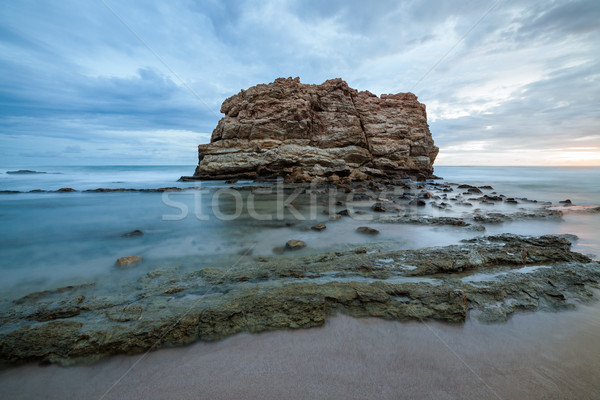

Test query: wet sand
[1,302,600,400]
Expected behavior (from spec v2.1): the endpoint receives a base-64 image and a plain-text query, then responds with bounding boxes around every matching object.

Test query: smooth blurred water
[0,165,599,296]
[435,166,600,205]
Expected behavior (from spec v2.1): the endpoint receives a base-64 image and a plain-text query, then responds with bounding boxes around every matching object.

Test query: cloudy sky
[1,0,599,166]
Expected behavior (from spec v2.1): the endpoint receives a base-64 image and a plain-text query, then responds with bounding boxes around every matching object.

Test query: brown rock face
[193,77,438,181]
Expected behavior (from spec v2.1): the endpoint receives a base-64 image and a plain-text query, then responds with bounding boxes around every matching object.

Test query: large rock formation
[191,77,438,182]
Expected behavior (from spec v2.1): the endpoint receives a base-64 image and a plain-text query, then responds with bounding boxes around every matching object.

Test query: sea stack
[190,77,438,182]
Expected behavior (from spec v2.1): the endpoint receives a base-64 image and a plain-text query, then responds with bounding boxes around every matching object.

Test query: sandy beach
[1,301,599,400]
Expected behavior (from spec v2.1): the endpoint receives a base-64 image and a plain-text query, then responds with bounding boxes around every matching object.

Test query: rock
[467,187,483,194]
[311,224,327,231]
[408,199,426,207]
[116,256,143,267]
[163,287,186,295]
[329,214,342,221]
[1,234,600,366]
[57,188,76,192]
[479,185,493,190]
[272,246,285,254]
[348,169,369,181]
[549,205,600,214]
[559,199,572,205]
[188,77,438,182]
[285,240,307,250]
[121,229,143,237]
[371,202,386,212]
[6,170,46,174]
[356,226,380,235]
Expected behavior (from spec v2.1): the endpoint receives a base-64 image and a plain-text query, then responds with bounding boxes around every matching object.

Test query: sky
[1,0,599,167]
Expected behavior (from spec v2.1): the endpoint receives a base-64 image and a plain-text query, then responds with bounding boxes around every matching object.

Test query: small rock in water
[116,256,143,267]
[329,214,342,221]
[408,199,426,207]
[6,170,46,174]
[505,198,519,204]
[371,202,386,212]
[272,246,285,254]
[121,229,143,237]
[356,226,380,235]
[467,187,483,194]
[559,199,572,205]
[311,224,327,231]
[57,188,76,192]
[337,209,350,216]
[285,240,307,250]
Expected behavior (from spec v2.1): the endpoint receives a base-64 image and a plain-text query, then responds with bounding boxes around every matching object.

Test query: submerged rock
[310,224,327,231]
[115,256,142,267]
[6,170,46,174]
[121,229,143,237]
[356,226,380,235]
[285,240,307,250]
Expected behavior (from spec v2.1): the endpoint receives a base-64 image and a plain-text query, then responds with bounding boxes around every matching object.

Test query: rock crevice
[190,77,438,181]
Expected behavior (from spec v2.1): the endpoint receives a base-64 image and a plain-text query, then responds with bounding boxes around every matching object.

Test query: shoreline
[1,306,599,399]
[1,178,600,368]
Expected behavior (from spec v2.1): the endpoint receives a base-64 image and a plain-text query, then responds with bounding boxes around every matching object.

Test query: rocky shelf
[1,233,599,367]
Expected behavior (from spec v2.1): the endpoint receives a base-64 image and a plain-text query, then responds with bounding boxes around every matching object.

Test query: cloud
[0,0,598,166]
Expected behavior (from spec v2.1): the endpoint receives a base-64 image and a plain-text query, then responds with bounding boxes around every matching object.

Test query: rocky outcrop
[190,77,438,182]
[1,234,599,366]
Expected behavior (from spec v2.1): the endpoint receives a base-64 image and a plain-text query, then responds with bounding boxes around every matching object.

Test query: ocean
[1,165,600,398]
[1,165,599,296]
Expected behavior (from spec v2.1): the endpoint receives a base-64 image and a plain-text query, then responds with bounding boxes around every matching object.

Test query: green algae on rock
[1,234,599,367]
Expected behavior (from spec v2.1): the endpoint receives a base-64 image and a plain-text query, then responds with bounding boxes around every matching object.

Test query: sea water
[0,165,599,297]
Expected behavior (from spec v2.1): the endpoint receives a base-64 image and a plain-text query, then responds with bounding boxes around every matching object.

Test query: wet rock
[559,199,572,205]
[6,170,47,174]
[356,226,380,235]
[467,187,483,194]
[408,199,426,207]
[311,224,327,231]
[1,234,600,366]
[116,256,143,267]
[121,229,143,237]
[285,240,307,250]
[163,287,186,295]
[329,214,342,221]
[505,198,518,204]
[371,202,386,212]
[549,205,600,214]
[57,188,76,192]
[272,246,286,254]
[105,304,143,322]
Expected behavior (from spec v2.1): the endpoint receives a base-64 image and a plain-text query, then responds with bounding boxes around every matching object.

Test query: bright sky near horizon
[1,0,599,166]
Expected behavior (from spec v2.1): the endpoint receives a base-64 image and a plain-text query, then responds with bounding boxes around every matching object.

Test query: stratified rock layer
[192,77,438,181]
